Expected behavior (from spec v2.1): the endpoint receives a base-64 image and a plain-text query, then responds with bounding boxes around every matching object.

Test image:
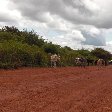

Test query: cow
[75,57,87,68]
[50,54,61,67]
[86,59,94,66]
[97,59,105,69]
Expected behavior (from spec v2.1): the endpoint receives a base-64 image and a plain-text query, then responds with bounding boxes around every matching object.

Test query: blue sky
[0,0,112,52]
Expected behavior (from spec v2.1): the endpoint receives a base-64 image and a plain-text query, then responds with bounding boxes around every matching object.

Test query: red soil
[0,66,112,112]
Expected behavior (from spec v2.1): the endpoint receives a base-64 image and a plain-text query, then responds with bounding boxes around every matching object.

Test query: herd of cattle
[50,54,109,68]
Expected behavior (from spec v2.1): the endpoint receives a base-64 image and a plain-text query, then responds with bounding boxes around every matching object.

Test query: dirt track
[0,66,112,112]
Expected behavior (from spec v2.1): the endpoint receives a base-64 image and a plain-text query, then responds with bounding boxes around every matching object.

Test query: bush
[0,40,48,69]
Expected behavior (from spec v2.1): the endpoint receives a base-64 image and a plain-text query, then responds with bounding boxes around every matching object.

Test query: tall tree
[91,48,112,60]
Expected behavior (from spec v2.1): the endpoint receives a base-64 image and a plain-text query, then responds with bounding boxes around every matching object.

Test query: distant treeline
[0,26,111,69]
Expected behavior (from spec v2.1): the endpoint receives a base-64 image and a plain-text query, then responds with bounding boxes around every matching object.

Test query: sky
[0,0,112,52]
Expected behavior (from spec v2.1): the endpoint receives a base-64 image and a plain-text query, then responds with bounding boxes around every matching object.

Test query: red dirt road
[0,66,112,112]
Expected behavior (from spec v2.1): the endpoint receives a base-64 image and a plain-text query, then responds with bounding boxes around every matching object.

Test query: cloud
[0,0,112,52]
[0,13,14,22]
[9,0,112,28]
[78,25,106,46]
[0,0,22,25]
[46,26,106,49]
[5,0,112,29]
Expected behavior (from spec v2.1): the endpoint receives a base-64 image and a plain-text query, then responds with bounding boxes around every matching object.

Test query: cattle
[75,57,87,68]
[86,59,94,66]
[50,54,61,67]
[97,59,105,69]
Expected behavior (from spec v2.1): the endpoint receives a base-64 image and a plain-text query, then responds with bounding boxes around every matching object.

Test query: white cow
[50,54,61,67]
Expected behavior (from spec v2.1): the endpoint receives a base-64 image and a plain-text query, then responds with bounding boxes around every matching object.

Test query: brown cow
[97,59,105,69]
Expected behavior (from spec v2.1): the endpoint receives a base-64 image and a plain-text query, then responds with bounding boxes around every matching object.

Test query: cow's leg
[51,61,53,67]
[54,61,56,68]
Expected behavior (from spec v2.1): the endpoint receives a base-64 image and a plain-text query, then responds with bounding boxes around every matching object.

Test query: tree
[91,48,112,60]
[43,43,60,54]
